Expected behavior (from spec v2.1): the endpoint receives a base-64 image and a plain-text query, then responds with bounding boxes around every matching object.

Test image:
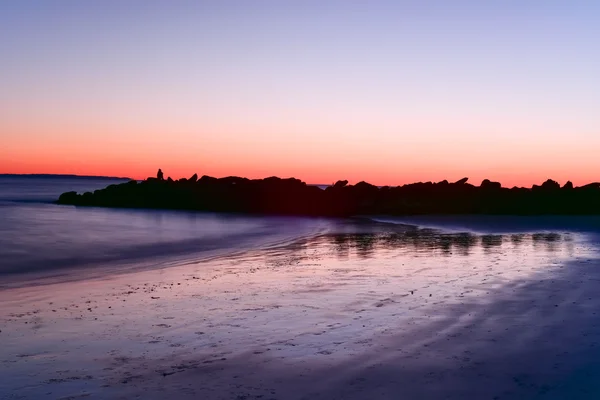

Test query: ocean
[2,175,600,285]
[0,176,336,282]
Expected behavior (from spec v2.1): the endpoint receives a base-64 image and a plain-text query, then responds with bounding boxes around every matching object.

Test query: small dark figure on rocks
[157,169,164,180]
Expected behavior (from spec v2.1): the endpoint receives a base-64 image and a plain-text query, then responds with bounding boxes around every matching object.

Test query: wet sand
[2,228,600,399]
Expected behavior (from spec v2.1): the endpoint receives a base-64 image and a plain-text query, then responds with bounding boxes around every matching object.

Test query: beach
[2,222,600,399]
[3,2,599,398]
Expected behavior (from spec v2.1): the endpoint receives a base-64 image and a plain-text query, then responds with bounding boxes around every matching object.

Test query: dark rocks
[563,181,574,190]
[199,175,218,184]
[480,179,501,190]
[580,182,600,190]
[58,191,78,204]
[354,181,378,191]
[56,171,600,216]
[540,179,560,191]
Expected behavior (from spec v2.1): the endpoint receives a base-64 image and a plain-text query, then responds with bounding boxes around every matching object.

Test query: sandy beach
[3,1,599,398]
[2,227,599,399]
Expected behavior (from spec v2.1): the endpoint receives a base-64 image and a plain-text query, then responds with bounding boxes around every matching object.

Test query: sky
[1,1,599,187]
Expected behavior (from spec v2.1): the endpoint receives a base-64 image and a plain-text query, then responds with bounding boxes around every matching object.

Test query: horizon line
[5,172,597,190]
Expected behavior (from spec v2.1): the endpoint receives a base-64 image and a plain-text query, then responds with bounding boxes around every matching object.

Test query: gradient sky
[1,1,599,186]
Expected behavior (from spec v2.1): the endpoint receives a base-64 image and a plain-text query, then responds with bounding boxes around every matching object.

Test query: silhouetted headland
[56,171,600,216]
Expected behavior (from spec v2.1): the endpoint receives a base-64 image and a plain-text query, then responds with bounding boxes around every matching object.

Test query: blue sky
[1,1,599,185]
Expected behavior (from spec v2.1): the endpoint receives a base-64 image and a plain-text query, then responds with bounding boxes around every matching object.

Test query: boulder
[58,191,78,204]
[540,179,560,190]
[480,179,501,190]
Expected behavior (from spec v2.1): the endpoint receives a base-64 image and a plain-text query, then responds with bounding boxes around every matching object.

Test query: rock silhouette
[563,181,574,190]
[57,172,600,216]
[333,180,349,188]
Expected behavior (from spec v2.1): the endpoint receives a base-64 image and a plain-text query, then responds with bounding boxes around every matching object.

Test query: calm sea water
[1,176,599,285]
[0,176,335,281]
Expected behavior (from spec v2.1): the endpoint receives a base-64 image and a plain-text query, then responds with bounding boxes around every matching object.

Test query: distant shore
[1,173,132,180]
[56,172,600,216]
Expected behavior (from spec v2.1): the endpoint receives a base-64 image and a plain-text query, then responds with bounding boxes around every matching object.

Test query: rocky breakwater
[57,173,600,216]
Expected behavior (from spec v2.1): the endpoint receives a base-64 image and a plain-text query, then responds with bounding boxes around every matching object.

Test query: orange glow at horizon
[3,114,599,188]
[2,2,600,189]
[2,137,599,188]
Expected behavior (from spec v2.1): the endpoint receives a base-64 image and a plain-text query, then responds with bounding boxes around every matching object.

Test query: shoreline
[5,214,600,290]
[4,213,600,290]
[0,218,335,290]
[1,226,598,399]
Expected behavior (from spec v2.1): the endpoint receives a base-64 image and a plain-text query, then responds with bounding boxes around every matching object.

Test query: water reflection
[270,227,575,262]
[511,233,525,246]
[481,234,503,250]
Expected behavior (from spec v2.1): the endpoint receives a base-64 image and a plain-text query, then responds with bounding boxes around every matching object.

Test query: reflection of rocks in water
[481,235,503,251]
[454,233,478,256]
[532,233,560,242]
[333,235,351,260]
[511,234,526,247]
[438,235,453,255]
[354,235,377,259]
[269,226,572,264]
[532,233,562,253]
[324,229,483,258]
[327,229,568,260]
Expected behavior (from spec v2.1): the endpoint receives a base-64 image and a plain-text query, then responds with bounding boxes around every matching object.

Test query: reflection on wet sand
[263,226,575,263]
[0,223,593,400]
